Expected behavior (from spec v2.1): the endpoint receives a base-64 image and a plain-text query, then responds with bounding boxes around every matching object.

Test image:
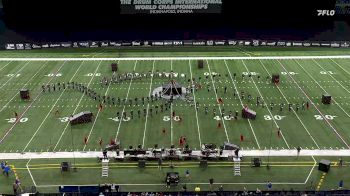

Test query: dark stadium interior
[0,0,349,42]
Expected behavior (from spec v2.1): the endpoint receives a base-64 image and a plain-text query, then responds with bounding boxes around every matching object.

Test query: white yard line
[53,61,103,151]
[83,61,119,151]
[1,55,350,61]
[22,61,86,152]
[241,60,290,149]
[330,58,350,75]
[0,61,31,90]
[295,59,350,118]
[0,61,12,72]
[259,59,320,149]
[280,60,347,148]
[114,60,138,141]
[188,60,202,147]
[206,60,230,143]
[313,59,350,95]
[0,61,67,144]
[170,60,173,145]
[223,60,260,148]
[0,61,49,113]
[141,60,156,148]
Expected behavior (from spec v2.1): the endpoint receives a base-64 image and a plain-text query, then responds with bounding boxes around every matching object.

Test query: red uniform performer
[84,136,88,145]
[217,98,223,104]
[99,138,103,147]
[179,136,184,147]
[14,112,18,120]
[240,134,244,142]
[277,129,281,138]
[217,122,222,128]
[110,138,116,145]
[162,128,166,134]
[99,103,103,111]
[306,101,310,110]
[172,111,175,117]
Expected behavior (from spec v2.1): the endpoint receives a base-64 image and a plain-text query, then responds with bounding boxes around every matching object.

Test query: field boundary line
[114,60,138,141]
[26,159,37,187]
[304,156,317,184]
[3,149,350,159]
[0,61,31,90]
[259,59,320,149]
[241,60,290,149]
[1,55,350,61]
[206,60,230,143]
[224,60,259,148]
[23,61,85,152]
[141,60,156,147]
[0,61,66,144]
[0,61,12,72]
[53,61,103,151]
[295,59,350,118]
[188,60,202,148]
[277,59,349,149]
[35,182,305,188]
[83,60,120,151]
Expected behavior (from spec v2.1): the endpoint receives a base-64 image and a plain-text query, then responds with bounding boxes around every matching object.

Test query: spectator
[209,178,214,191]
[266,181,272,190]
[13,183,18,195]
[194,185,200,192]
[256,187,262,194]
[4,165,10,177]
[185,169,191,181]
[339,157,343,167]
[182,184,187,192]
[297,147,301,156]
[166,176,170,188]
[103,149,107,159]
[15,178,21,186]
[339,180,343,189]
[157,158,162,170]
[1,161,5,173]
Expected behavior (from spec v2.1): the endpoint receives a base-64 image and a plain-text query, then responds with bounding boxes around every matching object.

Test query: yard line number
[108,117,131,122]
[213,116,234,121]
[6,118,28,123]
[264,115,286,121]
[5,74,21,77]
[163,116,181,122]
[320,71,335,75]
[46,73,62,77]
[85,73,101,77]
[281,72,298,75]
[314,115,337,120]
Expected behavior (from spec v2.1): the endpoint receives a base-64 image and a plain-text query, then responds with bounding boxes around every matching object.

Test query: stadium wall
[2,40,350,50]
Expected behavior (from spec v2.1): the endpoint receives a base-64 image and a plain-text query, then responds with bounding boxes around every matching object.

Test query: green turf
[0,48,350,193]
[0,157,349,193]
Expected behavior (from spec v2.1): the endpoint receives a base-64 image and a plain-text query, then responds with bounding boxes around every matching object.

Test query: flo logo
[317,10,335,16]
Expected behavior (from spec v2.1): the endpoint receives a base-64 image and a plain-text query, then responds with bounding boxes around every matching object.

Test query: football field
[1,48,350,193]
[1,57,350,152]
